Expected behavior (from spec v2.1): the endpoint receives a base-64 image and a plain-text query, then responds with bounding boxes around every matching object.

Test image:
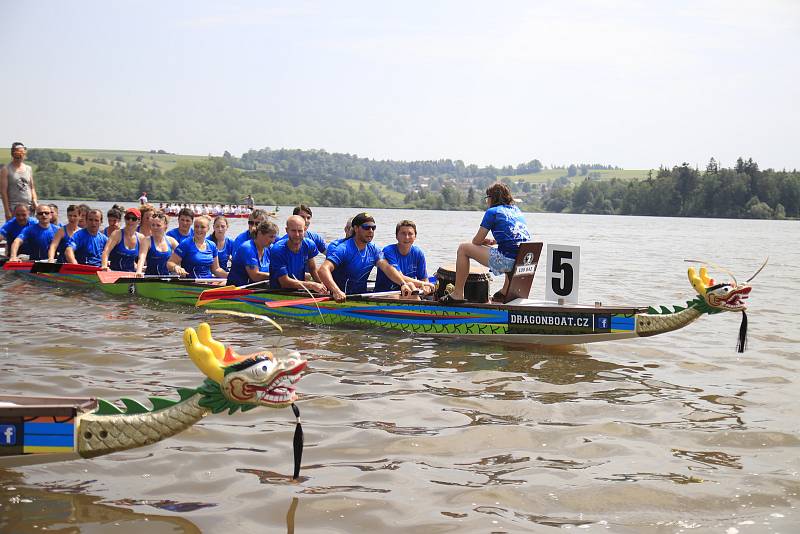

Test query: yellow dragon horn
[183,327,224,383]
[688,267,707,296]
[197,322,226,361]
[699,267,712,286]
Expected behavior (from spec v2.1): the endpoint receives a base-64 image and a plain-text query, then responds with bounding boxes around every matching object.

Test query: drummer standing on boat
[1,142,38,220]
[440,182,531,304]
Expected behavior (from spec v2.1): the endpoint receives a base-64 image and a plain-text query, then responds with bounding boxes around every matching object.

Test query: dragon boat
[0,323,307,474]
[193,265,753,350]
[2,259,756,350]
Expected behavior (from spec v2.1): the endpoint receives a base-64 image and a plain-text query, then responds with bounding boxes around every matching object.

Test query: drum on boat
[434,264,490,303]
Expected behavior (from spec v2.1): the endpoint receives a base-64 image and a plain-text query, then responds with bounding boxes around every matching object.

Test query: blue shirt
[1,217,35,255]
[269,238,319,289]
[231,229,252,254]
[276,230,326,254]
[166,227,194,243]
[145,236,173,276]
[214,236,235,272]
[67,229,108,266]
[17,223,58,261]
[374,244,428,292]
[326,237,347,258]
[174,239,218,278]
[326,238,383,294]
[480,205,531,259]
[228,239,270,287]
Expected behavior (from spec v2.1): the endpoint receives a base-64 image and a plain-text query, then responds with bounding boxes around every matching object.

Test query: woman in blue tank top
[135,211,180,276]
[101,208,143,272]
[211,215,234,272]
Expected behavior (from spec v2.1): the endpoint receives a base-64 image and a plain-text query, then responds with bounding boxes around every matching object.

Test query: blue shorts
[488,247,515,275]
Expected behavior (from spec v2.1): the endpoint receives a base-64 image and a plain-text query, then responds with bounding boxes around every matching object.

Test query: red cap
[125,207,141,218]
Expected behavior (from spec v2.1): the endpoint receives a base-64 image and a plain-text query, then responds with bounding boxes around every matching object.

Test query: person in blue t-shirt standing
[269,215,328,292]
[0,203,34,256]
[227,221,278,287]
[441,182,531,304]
[318,212,431,303]
[65,209,109,266]
[374,219,435,294]
[8,204,57,261]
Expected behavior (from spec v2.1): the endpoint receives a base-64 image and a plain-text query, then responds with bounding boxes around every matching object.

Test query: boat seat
[500,242,543,303]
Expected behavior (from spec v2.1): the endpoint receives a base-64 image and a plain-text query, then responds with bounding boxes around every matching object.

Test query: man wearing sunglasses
[231,208,271,255]
[7,205,58,262]
[318,212,430,302]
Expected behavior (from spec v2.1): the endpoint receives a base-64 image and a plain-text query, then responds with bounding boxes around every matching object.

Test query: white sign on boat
[545,244,580,304]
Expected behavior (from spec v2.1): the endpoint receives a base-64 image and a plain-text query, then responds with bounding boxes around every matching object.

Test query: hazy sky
[3,0,799,170]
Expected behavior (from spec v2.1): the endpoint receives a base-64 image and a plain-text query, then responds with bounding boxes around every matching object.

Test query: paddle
[196,285,332,308]
[96,270,227,285]
[27,262,101,275]
[2,260,33,271]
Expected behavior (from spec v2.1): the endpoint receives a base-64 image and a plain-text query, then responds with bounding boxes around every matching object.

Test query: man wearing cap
[2,142,38,220]
[7,204,58,261]
[317,212,431,302]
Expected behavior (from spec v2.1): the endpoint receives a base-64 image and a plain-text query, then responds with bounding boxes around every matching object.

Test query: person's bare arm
[0,167,9,219]
[471,226,493,246]
[65,246,78,264]
[47,227,65,261]
[100,229,122,270]
[28,169,38,210]
[8,237,23,260]
[135,236,150,275]
[318,259,345,302]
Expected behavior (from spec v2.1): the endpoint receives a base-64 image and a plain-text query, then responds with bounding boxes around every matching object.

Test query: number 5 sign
[545,244,580,304]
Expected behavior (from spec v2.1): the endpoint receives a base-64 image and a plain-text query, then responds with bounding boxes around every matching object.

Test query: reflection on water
[2,205,799,531]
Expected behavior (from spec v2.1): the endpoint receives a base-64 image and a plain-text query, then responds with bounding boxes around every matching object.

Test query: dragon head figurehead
[688,266,751,313]
[183,323,306,412]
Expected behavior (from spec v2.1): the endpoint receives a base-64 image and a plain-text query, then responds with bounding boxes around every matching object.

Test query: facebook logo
[595,316,610,329]
[1,424,16,446]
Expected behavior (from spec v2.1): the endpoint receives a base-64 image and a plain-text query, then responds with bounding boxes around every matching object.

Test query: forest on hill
[23,147,800,219]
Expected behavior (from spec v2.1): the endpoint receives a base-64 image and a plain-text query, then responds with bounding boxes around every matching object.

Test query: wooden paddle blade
[96,270,130,284]
[30,261,63,273]
[59,264,102,275]
[196,286,252,306]
[2,261,33,271]
[266,296,331,308]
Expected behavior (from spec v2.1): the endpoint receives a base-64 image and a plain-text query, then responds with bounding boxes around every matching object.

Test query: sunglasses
[248,221,257,226]
[125,215,139,221]
[360,224,376,231]
[36,211,51,216]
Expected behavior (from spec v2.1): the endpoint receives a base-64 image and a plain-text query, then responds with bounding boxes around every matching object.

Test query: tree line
[542,158,799,219]
[26,148,799,218]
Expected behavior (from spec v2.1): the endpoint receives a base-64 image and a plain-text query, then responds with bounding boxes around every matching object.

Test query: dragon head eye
[251,358,275,378]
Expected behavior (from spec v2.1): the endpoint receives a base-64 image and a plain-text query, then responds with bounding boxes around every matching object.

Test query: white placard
[545,244,580,304]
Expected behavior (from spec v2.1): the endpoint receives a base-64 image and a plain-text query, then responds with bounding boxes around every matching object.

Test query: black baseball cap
[351,212,375,227]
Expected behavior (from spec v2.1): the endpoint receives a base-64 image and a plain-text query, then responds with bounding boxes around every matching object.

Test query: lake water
[1,202,798,533]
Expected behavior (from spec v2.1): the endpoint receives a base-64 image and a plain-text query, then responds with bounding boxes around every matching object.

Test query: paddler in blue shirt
[269,215,328,292]
[100,207,143,272]
[0,203,34,256]
[374,219,434,294]
[231,208,271,254]
[8,205,58,261]
[274,204,327,254]
[65,209,109,266]
[227,221,278,287]
[440,182,531,304]
[317,212,429,303]
[166,215,227,279]
[166,207,194,243]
